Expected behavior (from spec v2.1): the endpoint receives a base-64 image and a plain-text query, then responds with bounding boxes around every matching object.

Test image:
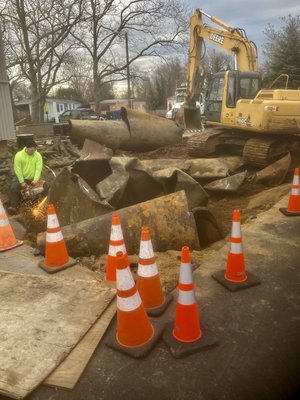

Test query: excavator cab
[177,70,261,130]
[205,70,261,124]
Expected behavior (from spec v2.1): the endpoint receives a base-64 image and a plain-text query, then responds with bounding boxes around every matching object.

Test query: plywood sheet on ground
[0,271,115,399]
[44,298,116,389]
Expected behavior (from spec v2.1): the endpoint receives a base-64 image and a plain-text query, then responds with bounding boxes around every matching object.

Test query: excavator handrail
[268,74,289,90]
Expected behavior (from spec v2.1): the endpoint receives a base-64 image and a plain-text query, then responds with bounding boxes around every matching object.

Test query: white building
[15,98,82,122]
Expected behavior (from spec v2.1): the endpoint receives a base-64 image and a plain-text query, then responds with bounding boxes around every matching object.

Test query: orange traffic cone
[280,167,300,216]
[38,204,76,273]
[163,246,218,358]
[136,226,172,316]
[0,198,23,251]
[225,209,247,283]
[212,210,260,291]
[105,251,165,358]
[173,246,202,342]
[105,213,127,281]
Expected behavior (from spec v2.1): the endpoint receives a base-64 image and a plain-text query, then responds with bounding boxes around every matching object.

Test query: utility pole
[125,32,131,109]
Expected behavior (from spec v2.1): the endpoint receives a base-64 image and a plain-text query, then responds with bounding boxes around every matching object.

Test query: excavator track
[186,128,298,167]
[186,129,223,157]
[242,137,289,167]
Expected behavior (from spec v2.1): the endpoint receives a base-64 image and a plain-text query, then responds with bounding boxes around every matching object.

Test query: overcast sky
[118,0,299,94]
[187,0,300,63]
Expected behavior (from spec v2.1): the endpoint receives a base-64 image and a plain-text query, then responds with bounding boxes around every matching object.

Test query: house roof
[15,98,82,106]
[100,99,128,104]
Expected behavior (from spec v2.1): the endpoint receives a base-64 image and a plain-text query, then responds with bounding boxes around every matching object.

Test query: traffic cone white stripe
[138,233,158,277]
[231,221,241,238]
[291,186,300,195]
[179,262,193,284]
[117,266,135,291]
[108,243,126,256]
[178,289,196,306]
[0,217,9,227]
[139,240,154,258]
[0,198,23,251]
[46,230,64,243]
[292,174,299,185]
[47,214,59,228]
[117,292,142,312]
[230,242,243,254]
[111,225,124,240]
[138,263,158,277]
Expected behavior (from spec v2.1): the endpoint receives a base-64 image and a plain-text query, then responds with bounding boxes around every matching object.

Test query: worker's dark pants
[9,178,49,208]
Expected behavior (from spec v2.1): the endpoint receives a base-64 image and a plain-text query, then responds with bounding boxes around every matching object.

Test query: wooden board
[44,298,116,389]
[0,271,115,399]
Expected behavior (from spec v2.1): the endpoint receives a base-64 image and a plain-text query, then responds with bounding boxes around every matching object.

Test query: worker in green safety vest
[8,139,48,214]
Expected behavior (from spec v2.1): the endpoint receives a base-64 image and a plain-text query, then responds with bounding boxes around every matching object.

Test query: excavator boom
[187,9,258,104]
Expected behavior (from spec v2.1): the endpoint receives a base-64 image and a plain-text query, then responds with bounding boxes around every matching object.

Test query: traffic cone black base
[38,257,77,274]
[105,317,165,358]
[212,270,261,292]
[146,291,173,317]
[279,208,300,217]
[163,322,218,359]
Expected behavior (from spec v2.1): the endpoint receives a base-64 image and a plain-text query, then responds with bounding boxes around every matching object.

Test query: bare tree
[1,0,83,122]
[135,57,186,109]
[70,0,188,113]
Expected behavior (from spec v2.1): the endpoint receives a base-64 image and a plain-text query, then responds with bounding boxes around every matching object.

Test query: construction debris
[69,108,183,151]
[250,152,291,186]
[204,171,247,192]
[37,191,201,257]
[48,167,112,227]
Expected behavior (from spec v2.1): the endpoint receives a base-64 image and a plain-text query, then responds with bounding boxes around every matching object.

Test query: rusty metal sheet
[204,171,247,192]
[95,157,162,209]
[37,191,200,256]
[79,139,113,161]
[48,167,113,227]
[251,152,291,186]
[152,167,208,209]
[188,157,244,179]
[70,108,182,151]
[46,157,206,229]
[141,159,189,173]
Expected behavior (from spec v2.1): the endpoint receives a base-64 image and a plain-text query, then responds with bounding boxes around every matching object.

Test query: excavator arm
[187,9,258,104]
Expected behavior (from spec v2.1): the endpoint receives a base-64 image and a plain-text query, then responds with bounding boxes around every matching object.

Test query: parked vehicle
[166,84,204,120]
[166,99,204,120]
[58,108,98,122]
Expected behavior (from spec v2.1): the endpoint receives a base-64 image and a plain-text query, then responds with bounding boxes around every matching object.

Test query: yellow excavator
[178,9,300,166]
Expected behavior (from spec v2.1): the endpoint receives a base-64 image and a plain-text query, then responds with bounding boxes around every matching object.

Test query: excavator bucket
[176,103,203,130]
